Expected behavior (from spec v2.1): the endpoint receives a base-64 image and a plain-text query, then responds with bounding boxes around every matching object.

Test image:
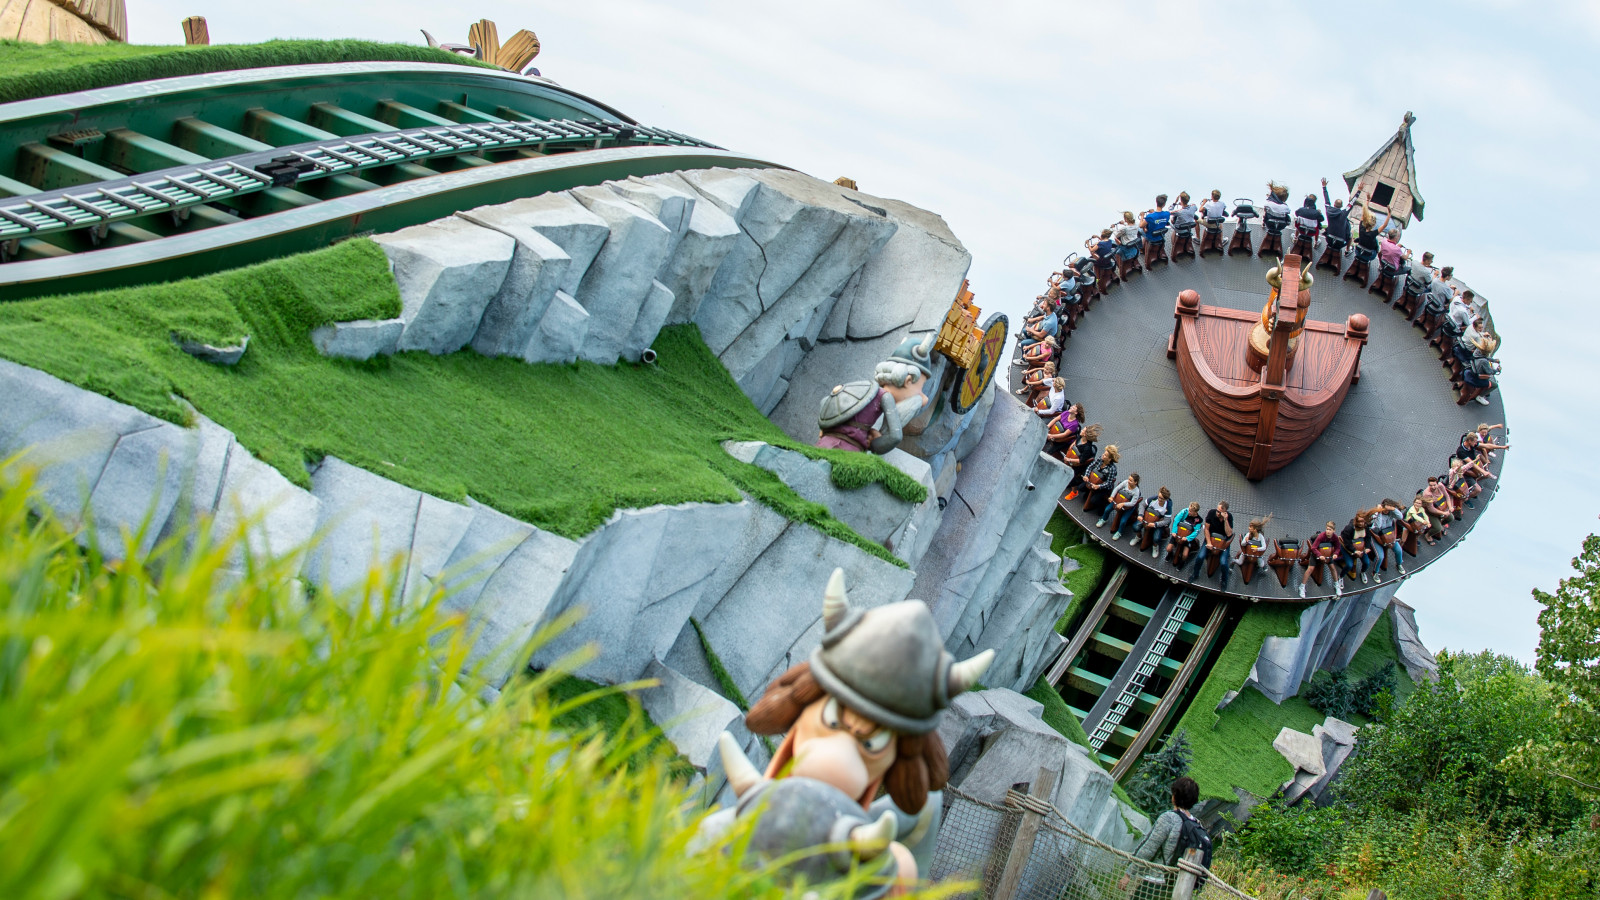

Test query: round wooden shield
[950,312,1008,414]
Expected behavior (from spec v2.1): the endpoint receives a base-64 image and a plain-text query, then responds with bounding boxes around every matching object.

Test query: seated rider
[1262,182,1292,233]
[1080,445,1121,514]
[1165,502,1204,569]
[1294,193,1324,241]
[1170,193,1198,232]
[1061,423,1102,494]
[1190,500,1236,591]
[1143,195,1172,244]
[1321,178,1354,252]
[1419,477,1454,543]
[1034,376,1067,417]
[1298,522,1345,599]
[1402,496,1432,553]
[1340,511,1379,585]
[1112,212,1144,260]
[1100,472,1144,540]
[1236,515,1270,583]
[1133,486,1174,557]
[1367,499,1408,577]
[1044,402,1085,457]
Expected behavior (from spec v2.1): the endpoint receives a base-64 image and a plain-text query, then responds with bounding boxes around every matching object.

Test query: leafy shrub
[1304,662,1397,722]
[1125,730,1192,819]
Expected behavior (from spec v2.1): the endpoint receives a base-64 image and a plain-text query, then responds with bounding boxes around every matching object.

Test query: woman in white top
[1112,211,1143,262]
[1035,377,1066,418]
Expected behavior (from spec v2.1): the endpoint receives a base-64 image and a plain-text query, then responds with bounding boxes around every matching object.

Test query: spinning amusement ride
[1020,115,1505,776]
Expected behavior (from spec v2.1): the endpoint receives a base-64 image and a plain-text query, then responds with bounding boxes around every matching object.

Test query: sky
[127,0,1600,662]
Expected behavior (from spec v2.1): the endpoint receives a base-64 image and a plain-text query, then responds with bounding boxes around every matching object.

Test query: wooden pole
[180,16,209,45]
[991,766,1058,900]
[1170,847,1203,900]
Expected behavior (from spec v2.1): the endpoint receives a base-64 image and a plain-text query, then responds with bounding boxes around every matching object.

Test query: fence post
[1170,848,1202,900]
[990,765,1058,900]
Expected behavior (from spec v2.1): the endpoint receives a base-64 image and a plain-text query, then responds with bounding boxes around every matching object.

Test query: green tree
[1125,729,1192,818]
[1515,533,1600,798]
[1334,651,1580,830]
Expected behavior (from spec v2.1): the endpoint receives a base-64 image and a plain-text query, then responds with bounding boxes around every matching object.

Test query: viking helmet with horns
[812,569,993,734]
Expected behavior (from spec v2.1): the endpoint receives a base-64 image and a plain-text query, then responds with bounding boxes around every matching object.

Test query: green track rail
[0,61,778,298]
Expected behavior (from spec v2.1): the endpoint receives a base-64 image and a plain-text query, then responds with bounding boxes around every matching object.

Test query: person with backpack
[1118,776,1212,893]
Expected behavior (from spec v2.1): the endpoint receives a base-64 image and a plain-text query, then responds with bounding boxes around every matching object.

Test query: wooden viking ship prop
[1167,255,1369,480]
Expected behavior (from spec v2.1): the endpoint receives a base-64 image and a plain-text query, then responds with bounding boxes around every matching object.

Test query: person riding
[1034,377,1067,418]
[1190,500,1236,591]
[1017,360,1055,403]
[1446,456,1482,514]
[1237,515,1270,583]
[1351,205,1390,276]
[1367,499,1408,577]
[1080,445,1120,515]
[1135,486,1175,556]
[1293,192,1324,244]
[1112,211,1144,263]
[1061,423,1102,495]
[1299,521,1346,599]
[1019,335,1057,369]
[1419,476,1454,542]
[1461,335,1500,407]
[1100,472,1144,540]
[1340,511,1380,585]
[1143,195,1172,257]
[1402,495,1432,552]
[1171,192,1197,229]
[1165,502,1204,570]
[1321,177,1355,250]
[1044,402,1085,457]
[1201,189,1228,221]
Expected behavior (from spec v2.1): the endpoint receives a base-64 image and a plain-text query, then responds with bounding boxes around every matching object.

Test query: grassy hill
[0,238,922,562]
[0,38,494,103]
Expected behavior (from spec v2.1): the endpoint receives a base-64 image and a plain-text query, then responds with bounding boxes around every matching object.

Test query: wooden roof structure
[0,0,127,44]
[1343,111,1424,227]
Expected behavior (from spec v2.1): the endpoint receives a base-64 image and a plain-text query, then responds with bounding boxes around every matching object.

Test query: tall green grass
[0,455,918,899]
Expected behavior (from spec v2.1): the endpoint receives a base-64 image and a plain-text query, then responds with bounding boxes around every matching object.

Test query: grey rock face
[88,422,194,561]
[486,192,611,296]
[675,167,762,220]
[685,518,916,701]
[175,335,248,366]
[980,531,1073,693]
[532,500,753,685]
[1389,599,1440,682]
[438,499,580,689]
[637,658,743,775]
[311,319,405,360]
[524,290,590,364]
[457,206,574,358]
[305,457,423,602]
[941,687,1147,857]
[1273,727,1326,776]
[623,280,676,362]
[0,358,163,527]
[210,444,320,567]
[637,173,743,323]
[376,217,515,355]
[1246,580,1399,703]
[569,186,674,364]
[835,193,971,340]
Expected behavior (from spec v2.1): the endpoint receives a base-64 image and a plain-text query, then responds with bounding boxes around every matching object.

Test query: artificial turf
[0,38,493,104]
[0,238,923,563]
[1025,675,1137,808]
[1176,603,1416,805]
[1045,508,1109,634]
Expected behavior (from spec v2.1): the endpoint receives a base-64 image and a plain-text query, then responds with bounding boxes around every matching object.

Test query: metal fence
[929,781,1256,900]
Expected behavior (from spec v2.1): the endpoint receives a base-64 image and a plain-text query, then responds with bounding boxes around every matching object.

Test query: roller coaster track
[0,61,780,298]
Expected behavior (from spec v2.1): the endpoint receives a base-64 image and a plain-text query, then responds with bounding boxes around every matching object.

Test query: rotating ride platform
[1019,246,1504,604]
[1020,200,1505,775]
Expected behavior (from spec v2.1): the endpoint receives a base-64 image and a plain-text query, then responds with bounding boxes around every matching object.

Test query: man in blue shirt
[1143,195,1172,242]
[1020,307,1059,349]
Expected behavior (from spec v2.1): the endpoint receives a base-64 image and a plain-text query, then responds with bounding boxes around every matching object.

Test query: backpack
[1173,810,1213,882]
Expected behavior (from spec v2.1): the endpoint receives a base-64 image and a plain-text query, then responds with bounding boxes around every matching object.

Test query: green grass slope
[1045,508,1108,634]
[1178,604,1415,805]
[1025,675,1137,807]
[0,38,493,103]
[0,239,922,562]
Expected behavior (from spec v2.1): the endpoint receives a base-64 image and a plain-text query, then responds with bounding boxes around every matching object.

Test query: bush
[1304,662,1397,722]
[0,457,885,899]
[1125,730,1192,819]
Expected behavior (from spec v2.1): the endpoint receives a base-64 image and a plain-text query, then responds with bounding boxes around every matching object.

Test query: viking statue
[816,333,936,454]
[698,569,994,896]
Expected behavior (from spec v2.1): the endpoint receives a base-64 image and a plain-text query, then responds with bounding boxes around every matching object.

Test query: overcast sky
[129,1,1599,662]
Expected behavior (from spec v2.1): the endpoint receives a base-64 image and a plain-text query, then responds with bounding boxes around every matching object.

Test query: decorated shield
[949,313,1008,414]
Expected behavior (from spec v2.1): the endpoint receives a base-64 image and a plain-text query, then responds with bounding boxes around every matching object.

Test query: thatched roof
[1343,111,1425,222]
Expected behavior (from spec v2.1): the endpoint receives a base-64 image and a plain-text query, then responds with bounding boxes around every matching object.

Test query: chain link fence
[928,786,1256,900]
